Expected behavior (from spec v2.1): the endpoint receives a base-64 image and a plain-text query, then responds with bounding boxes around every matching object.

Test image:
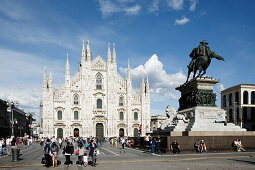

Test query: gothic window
[235,92,239,105]
[229,93,233,106]
[97,99,102,109]
[251,91,255,104]
[57,110,62,120]
[96,73,103,89]
[223,95,227,107]
[119,112,124,120]
[243,91,248,104]
[119,96,124,106]
[74,94,79,105]
[74,111,79,120]
[134,112,138,120]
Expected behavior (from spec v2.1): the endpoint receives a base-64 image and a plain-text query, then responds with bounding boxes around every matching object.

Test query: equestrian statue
[186,40,224,82]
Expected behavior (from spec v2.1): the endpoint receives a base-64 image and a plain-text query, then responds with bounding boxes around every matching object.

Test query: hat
[200,40,208,44]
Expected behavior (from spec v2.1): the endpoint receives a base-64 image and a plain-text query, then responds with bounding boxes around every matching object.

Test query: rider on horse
[188,40,212,72]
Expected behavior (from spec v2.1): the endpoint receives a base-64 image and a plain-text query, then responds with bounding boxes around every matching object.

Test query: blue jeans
[151,145,155,153]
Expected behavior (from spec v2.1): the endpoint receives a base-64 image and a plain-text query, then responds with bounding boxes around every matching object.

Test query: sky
[0,0,255,120]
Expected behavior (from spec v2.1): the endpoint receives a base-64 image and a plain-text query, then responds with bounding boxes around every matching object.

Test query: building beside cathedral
[41,40,150,138]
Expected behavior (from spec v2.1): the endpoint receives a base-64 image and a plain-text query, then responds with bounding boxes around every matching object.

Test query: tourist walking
[156,135,162,155]
[150,138,156,154]
[89,140,97,167]
[63,141,74,166]
[50,142,59,167]
[6,137,11,156]
[120,137,126,153]
[43,139,52,168]
[76,141,85,166]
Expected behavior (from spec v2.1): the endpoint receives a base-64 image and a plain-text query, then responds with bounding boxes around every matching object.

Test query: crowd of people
[42,136,103,168]
[0,136,34,156]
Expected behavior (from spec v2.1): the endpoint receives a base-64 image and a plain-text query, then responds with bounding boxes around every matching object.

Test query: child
[92,150,97,167]
[83,153,88,167]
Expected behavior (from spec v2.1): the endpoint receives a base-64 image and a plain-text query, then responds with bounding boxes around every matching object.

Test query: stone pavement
[0,143,254,170]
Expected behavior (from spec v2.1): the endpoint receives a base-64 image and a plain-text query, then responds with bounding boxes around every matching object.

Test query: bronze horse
[186,50,224,82]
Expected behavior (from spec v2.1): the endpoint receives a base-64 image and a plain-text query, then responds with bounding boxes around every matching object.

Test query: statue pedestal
[173,77,246,132]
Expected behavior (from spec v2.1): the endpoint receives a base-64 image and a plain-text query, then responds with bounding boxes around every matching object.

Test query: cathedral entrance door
[74,128,79,137]
[57,128,63,138]
[119,128,124,137]
[96,123,104,137]
[134,128,138,137]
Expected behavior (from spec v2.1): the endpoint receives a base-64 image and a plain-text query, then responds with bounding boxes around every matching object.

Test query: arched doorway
[119,128,124,137]
[134,128,138,137]
[96,123,104,137]
[57,128,63,138]
[74,128,79,137]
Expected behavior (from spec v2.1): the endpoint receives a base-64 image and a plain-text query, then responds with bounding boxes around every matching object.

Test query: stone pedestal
[173,77,246,132]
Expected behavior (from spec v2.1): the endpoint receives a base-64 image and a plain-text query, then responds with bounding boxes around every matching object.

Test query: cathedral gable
[92,56,106,71]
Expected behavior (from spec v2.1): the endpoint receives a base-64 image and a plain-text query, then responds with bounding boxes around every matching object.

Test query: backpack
[44,143,51,154]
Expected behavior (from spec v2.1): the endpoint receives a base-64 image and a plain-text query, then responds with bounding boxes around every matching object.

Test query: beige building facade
[221,84,255,130]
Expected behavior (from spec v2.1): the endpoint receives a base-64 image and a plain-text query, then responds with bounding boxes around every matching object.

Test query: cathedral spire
[48,70,53,88]
[86,40,91,61]
[81,40,86,61]
[112,43,116,63]
[127,59,131,80]
[43,67,48,89]
[107,42,111,62]
[66,53,70,74]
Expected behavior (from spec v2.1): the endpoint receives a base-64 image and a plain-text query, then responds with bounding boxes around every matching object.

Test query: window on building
[251,107,255,121]
[229,109,233,122]
[134,112,138,120]
[74,94,79,105]
[229,93,233,106]
[119,96,124,106]
[243,107,247,120]
[237,108,240,121]
[74,111,79,120]
[97,99,102,109]
[119,112,124,120]
[243,91,248,104]
[96,73,103,89]
[235,92,239,105]
[251,91,255,104]
[57,110,62,120]
[223,95,227,107]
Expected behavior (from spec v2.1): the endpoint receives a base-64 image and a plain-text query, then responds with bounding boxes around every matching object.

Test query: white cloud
[189,0,198,11]
[124,5,141,15]
[120,54,186,100]
[148,0,160,12]
[175,16,190,25]
[0,48,64,119]
[98,0,141,17]
[168,0,184,10]
[98,0,121,18]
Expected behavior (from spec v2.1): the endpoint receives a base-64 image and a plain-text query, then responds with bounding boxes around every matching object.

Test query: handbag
[75,149,79,155]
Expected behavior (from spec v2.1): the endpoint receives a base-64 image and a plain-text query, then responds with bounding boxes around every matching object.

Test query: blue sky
[0,0,255,119]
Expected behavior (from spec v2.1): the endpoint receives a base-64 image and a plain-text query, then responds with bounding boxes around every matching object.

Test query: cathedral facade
[41,41,150,138]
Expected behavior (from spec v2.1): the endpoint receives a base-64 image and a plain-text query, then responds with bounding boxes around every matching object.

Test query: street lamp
[6,101,18,137]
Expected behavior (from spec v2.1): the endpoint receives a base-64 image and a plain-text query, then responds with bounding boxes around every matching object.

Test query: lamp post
[7,101,18,137]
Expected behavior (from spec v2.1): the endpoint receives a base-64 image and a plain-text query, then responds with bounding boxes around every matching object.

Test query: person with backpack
[63,141,74,166]
[50,142,59,167]
[43,139,52,168]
